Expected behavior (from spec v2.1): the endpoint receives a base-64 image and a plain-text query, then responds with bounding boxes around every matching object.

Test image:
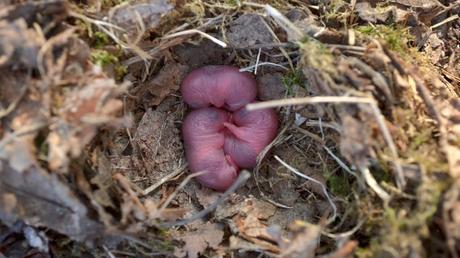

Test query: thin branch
[361,167,390,202]
[161,170,251,227]
[158,171,208,212]
[246,96,374,110]
[430,14,459,29]
[246,96,406,189]
[254,48,262,75]
[275,155,337,224]
[162,29,227,48]
[321,219,365,239]
[239,62,289,72]
[142,162,187,196]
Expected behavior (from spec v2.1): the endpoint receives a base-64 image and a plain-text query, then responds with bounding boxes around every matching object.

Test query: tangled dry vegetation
[1,0,460,257]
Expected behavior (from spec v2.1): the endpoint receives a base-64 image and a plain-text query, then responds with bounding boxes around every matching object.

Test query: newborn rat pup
[181,65,257,111]
[223,107,278,168]
[181,65,278,191]
[182,107,238,191]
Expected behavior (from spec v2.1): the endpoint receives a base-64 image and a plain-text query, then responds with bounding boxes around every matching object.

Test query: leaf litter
[1,0,460,257]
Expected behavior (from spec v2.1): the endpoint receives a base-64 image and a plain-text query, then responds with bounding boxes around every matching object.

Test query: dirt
[1,0,460,257]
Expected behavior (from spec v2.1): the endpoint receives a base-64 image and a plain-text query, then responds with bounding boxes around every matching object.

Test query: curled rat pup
[181,65,278,191]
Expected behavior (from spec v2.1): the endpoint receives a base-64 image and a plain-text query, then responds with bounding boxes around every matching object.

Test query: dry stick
[430,14,459,29]
[361,167,390,202]
[254,124,294,209]
[162,29,227,48]
[246,96,406,191]
[157,171,208,213]
[0,78,29,119]
[160,170,251,227]
[123,15,225,65]
[275,155,337,224]
[321,219,365,239]
[254,48,262,75]
[103,245,116,258]
[142,162,187,196]
[239,62,290,72]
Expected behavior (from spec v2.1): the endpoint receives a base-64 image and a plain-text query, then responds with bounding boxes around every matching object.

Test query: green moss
[90,49,127,81]
[93,31,110,49]
[357,178,446,258]
[323,0,349,22]
[370,161,393,184]
[282,70,304,96]
[299,38,336,76]
[91,49,119,66]
[355,25,414,58]
[326,173,351,197]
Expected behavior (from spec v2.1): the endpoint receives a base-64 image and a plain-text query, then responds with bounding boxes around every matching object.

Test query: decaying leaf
[227,14,275,49]
[0,19,43,67]
[278,221,321,258]
[109,0,173,39]
[0,141,104,242]
[175,222,224,258]
[48,77,124,172]
[132,97,184,180]
[144,62,188,106]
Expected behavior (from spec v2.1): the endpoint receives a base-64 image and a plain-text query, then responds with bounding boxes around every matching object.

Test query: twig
[246,96,406,189]
[321,219,365,239]
[254,48,262,75]
[162,29,227,48]
[0,79,29,119]
[360,167,390,202]
[246,96,374,110]
[323,146,358,178]
[142,162,187,196]
[123,15,224,65]
[275,155,337,224]
[254,124,294,209]
[239,62,289,72]
[161,170,251,227]
[256,3,304,41]
[158,171,207,213]
[430,14,459,29]
[103,245,117,258]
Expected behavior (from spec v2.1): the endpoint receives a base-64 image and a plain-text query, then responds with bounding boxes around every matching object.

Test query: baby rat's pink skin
[181,65,257,111]
[223,107,279,168]
[182,107,239,191]
[181,65,279,191]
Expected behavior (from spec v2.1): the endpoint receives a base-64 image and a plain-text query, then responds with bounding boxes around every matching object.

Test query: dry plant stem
[254,124,294,209]
[247,96,406,190]
[323,145,361,181]
[254,48,262,75]
[321,219,365,239]
[360,167,390,202]
[103,245,116,258]
[161,171,251,228]
[123,15,224,65]
[244,2,303,41]
[162,29,227,48]
[239,62,289,72]
[274,155,337,224]
[69,10,150,61]
[142,162,187,196]
[430,14,459,29]
[158,171,207,213]
[0,79,29,119]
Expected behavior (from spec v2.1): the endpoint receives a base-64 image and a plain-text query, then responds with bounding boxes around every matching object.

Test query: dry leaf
[175,223,224,258]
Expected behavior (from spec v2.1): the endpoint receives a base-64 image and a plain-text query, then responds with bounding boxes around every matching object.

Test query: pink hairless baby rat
[181,65,278,191]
